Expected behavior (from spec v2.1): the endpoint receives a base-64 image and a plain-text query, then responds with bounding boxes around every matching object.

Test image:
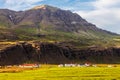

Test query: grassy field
[0,65,120,80]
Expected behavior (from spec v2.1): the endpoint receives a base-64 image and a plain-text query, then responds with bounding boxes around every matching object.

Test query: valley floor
[0,65,120,80]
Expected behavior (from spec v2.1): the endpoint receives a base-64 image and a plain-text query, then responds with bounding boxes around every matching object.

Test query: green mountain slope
[0,5,119,47]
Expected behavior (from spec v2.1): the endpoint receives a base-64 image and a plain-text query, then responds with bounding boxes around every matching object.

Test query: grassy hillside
[0,25,120,48]
[14,26,120,47]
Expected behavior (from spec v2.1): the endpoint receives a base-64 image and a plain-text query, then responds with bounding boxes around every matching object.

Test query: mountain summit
[33,5,49,9]
[32,5,59,11]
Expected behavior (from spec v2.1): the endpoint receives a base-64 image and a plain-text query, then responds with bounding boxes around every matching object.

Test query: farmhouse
[19,64,40,68]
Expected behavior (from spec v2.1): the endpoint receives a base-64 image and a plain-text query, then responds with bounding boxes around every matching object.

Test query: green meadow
[0,65,120,80]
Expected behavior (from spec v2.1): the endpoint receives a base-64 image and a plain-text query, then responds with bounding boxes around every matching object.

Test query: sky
[0,0,120,34]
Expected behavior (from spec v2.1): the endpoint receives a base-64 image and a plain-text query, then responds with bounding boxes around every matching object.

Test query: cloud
[93,0,120,9]
[75,0,120,34]
[3,0,44,10]
[2,0,71,10]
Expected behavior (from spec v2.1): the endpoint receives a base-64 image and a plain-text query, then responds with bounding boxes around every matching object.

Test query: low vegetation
[0,23,120,48]
[0,65,120,80]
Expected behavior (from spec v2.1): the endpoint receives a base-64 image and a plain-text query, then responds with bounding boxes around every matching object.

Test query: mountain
[0,5,119,47]
[0,5,120,65]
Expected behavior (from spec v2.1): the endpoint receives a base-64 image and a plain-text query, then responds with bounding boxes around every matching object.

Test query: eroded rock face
[0,43,35,65]
[0,42,70,65]
[0,42,120,65]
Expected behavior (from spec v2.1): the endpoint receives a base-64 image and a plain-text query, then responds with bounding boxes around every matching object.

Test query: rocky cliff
[0,42,120,65]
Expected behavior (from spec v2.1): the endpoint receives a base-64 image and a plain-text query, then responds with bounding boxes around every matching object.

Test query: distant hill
[0,5,119,47]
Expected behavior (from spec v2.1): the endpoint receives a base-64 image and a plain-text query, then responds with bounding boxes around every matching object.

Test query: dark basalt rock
[0,42,120,66]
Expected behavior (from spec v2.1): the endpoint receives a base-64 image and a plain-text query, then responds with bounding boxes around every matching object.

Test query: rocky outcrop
[0,42,120,65]
[0,43,35,65]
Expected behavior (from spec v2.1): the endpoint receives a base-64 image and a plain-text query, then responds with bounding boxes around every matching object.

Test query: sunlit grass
[0,65,120,80]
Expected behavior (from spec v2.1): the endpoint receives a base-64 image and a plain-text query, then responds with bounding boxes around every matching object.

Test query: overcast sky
[0,0,120,34]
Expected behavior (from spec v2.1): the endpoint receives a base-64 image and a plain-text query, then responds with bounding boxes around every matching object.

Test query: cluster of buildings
[58,63,97,67]
[0,64,40,68]
[0,63,115,68]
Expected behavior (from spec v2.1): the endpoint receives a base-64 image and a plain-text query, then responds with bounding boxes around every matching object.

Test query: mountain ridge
[0,5,116,34]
